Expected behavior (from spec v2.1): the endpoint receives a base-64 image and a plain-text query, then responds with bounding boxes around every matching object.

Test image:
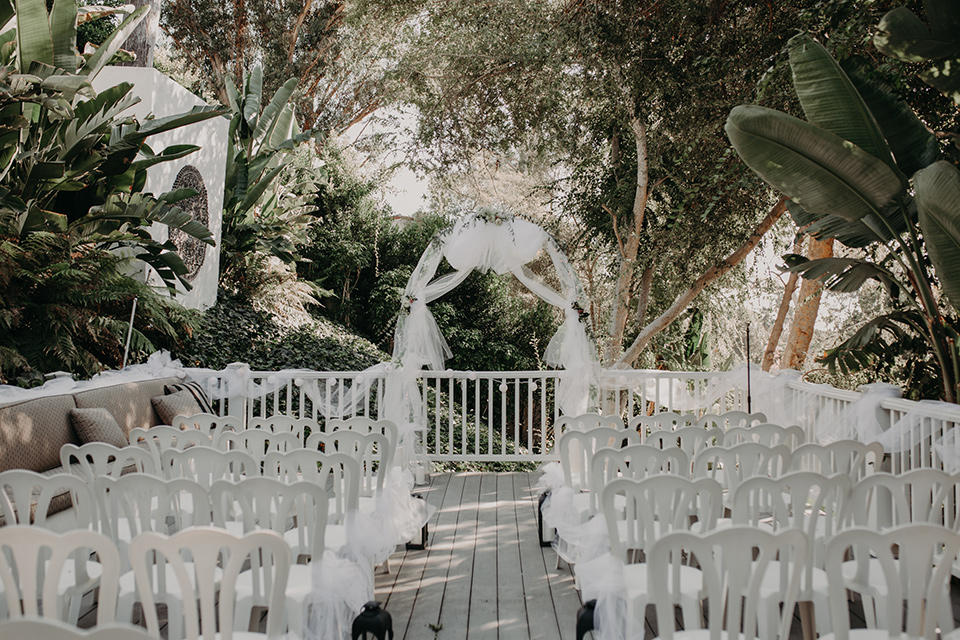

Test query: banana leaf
[818,310,927,375]
[255,77,298,142]
[243,66,263,130]
[874,6,960,62]
[915,161,960,312]
[15,0,53,72]
[788,33,900,178]
[782,255,902,295]
[726,105,904,221]
[841,56,940,176]
[79,6,148,80]
[48,0,77,72]
[788,196,916,248]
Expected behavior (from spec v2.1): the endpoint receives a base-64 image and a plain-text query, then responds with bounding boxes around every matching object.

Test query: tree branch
[615,196,788,368]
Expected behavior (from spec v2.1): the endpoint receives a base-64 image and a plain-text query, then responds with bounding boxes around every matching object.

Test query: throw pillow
[164,380,215,414]
[152,389,203,426]
[69,407,129,448]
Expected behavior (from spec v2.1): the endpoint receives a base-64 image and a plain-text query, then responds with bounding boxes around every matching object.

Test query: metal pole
[122,296,139,369]
[746,322,752,413]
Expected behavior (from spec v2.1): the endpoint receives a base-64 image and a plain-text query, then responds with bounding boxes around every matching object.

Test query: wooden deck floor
[375,472,582,640]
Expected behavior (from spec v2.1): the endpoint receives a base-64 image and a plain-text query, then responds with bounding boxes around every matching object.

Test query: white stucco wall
[91,67,227,310]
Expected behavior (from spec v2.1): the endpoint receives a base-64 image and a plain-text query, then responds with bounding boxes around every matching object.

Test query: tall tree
[398,0,893,367]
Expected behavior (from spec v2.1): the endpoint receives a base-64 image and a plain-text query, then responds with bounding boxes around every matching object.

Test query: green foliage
[0,234,197,385]
[728,32,960,401]
[219,67,322,292]
[176,292,387,372]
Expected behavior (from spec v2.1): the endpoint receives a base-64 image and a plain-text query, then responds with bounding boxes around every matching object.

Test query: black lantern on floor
[352,600,394,640]
[576,599,596,640]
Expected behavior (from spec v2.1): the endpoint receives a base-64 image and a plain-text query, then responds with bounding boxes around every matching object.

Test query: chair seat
[622,562,702,600]
[820,633,919,640]
[119,562,223,599]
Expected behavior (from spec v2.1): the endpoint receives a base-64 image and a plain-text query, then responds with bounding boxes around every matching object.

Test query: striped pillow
[164,381,214,414]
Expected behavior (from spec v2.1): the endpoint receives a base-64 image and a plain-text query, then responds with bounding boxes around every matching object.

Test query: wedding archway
[380,208,600,454]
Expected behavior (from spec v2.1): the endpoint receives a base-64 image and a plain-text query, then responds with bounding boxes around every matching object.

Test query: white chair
[59,443,156,484]
[172,412,241,440]
[648,527,808,640]
[0,471,100,622]
[726,423,806,449]
[731,471,852,639]
[820,525,960,640]
[262,450,360,555]
[841,469,960,629]
[0,526,120,626]
[0,619,155,640]
[0,469,95,531]
[96,474,213,636]
[129,527,290,640]
[308,430,390,512]
[692,442,793,509]
[602,476,724,636]
[216,429,301,457]
[212,478,329,637]
[129,425,213,472]
[161,447,259,487]
[629,412,697,440]
[789,440,883,480]
[553,413,624,439]
[696,410,768,429]
[249,416,315,445]
[644,425,724,457]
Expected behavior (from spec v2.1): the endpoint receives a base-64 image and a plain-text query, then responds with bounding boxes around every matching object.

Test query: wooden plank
[512,471,564,640]
[522,473,581,640]
[403,472,467,639]
[436,473,482,639]
[468,472,500,640]
[379,472,451,638]
[497,472,529,640]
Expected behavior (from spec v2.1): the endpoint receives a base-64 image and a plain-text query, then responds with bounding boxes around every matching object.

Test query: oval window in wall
[168,165,209,282]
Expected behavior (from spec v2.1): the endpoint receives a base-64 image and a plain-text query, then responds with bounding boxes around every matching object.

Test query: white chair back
[129,425,212,471]
[603,476,724,561]
[211,477,328,560]
[649,527,807,640]
[558,427,640,493]
[0,526,120,625]
[248,416,315,445]
[161,447,258,488]
[696,410,768,429]
[644,425,723,456]
[692,443,793,503]
[172,413,241,440]
[128,528,291,640]
[629,412,697,438]
[825,525,960,640]
[844,468,960,530]
[59,443,155,483]
[262,450,360,524]
[789,440,883,480]
[725,423,805,449]
[216,429,301,457]
[308,430,390,497]
[0,470,95,529]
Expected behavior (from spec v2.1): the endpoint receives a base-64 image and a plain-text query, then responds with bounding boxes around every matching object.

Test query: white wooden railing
[207,366,960,472]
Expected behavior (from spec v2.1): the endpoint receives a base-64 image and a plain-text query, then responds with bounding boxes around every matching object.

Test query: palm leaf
[726,105,904,221]
[788,33,900,177]
[915,161,960,311]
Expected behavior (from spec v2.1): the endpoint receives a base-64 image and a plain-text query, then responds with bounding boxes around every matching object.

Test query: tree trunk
[782,236,835,370]
[603,115,648,366]
[616,197,788,368]
[762,237,803,372]
[119,0,160,67]
[635,266,654,327]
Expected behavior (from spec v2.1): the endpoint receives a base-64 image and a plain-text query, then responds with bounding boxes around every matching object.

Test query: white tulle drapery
[320,208,602,469]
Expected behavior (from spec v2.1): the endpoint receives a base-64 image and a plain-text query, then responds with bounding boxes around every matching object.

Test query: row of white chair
[595,469,960,639]
[0,524,292,639]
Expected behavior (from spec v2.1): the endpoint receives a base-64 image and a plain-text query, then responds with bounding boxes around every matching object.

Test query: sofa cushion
[0,394,80,473]
[70,407,128,448]
[74,376,180,438]
[152,389,203,425]
[165,381,214,414]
